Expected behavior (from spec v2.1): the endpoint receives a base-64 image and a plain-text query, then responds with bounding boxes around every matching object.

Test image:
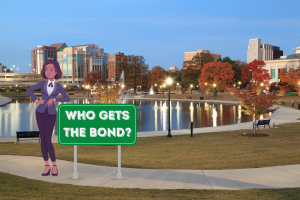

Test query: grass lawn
[1,171,300,200]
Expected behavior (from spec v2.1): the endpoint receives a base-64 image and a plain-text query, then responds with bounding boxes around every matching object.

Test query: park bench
[16,131,40,144]
[253,119,271,129]
[186,97,192,99]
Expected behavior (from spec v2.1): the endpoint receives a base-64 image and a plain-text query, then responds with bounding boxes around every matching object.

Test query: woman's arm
[55,84,70,102]
[26,81,44,102]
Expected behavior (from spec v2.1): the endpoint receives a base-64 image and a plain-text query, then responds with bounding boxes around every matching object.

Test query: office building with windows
[0,63,7,73]
[57,44,108,85]
[30,43,67,74]
[184,49,221,62]
[247,38,283,63]
[108,52,127,83]
[264,46,300,83]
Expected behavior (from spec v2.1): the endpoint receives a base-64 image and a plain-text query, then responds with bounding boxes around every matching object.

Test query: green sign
[58,104,137,145]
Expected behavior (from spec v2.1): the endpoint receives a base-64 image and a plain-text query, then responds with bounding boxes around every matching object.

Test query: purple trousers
[36,107,57,162]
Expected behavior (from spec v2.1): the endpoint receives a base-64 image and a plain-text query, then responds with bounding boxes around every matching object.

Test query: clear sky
[1,0,300,73]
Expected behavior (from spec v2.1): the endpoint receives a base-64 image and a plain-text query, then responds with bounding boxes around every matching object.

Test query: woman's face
[45,64,57,80]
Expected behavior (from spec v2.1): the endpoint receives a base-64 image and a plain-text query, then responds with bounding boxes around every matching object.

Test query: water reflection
[0,97,271,136]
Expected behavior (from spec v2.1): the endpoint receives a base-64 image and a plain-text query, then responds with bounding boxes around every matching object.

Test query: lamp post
[167,77,172,138]
[87,85,90,97]
[190,84,193,94]
[17,68,19,73]
[82,85,85,94]
[4,69,6,82]
[213,84,216,100]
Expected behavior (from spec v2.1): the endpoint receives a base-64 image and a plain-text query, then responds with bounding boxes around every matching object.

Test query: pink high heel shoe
[52,165,58,176]
[42,165,51,176]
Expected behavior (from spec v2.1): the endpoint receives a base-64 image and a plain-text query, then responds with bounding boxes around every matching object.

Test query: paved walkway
[1,96,300,189]
[0,95,12,107]
[1,155,300,189]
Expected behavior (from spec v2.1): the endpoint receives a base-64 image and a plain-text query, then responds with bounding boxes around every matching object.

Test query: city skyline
[1,0,300,73]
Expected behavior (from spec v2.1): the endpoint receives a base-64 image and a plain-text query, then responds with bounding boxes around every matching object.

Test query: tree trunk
[134,87,136,94]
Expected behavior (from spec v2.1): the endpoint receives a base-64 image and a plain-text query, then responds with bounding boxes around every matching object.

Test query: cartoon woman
[26,60,70,176]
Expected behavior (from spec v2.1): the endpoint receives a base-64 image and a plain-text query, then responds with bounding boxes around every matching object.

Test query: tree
[279,63,300,95]
[198,61,235,93]
[168,70,181,85]
[231,87,278,135]
[148,66,168,88]
[96,83,123,104]
[117,55,149,94]
[182,52,215,89]
[181,64,201,89]
[241,59,271,89]
[84,70,106,87]
[217,57,246,85]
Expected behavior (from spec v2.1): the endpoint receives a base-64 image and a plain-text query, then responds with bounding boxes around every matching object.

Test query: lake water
[0,97,271,136]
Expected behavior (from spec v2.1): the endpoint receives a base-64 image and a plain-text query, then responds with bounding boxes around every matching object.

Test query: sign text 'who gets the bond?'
[58,104,137,145]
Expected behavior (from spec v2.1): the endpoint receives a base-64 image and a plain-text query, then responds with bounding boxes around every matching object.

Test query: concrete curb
[0,95,12,107]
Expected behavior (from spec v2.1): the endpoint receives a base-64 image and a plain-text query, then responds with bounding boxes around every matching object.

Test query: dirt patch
[239,133,270,137]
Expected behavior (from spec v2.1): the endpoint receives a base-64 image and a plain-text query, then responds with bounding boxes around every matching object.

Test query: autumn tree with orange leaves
[231,60,277,135]
[198,61,235,96]
[148,66,168,89]
[84,70,106,88]
[241,59,271,89]
[279,61,300,95]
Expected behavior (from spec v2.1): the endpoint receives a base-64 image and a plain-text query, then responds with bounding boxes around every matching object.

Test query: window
[58,55,62,59]
[68,54,72,58]
[271,69,275,79]
[51,51,53,54]
[68,59,72,78]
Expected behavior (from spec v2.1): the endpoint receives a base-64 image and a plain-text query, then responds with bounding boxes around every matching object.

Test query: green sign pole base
[117,145,122,179]
[73,145,78,179]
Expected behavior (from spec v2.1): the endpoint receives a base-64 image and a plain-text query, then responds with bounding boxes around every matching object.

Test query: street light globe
[261,83,264,86]
[205,83,207,86]
[167,77,172,84]
[233,84,235,87]
[213,84,216,87]
[64,85,66,88]
[122,84,124,88]
[155,84,157,86]
[238,81,241,85]
[177,83,179,85]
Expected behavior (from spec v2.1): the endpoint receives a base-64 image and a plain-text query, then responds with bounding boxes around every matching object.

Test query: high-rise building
[108,52,127,83]
[184,49,221,62]
[57,44,108,84]
[247,38,283,63]
[31,43,67,74]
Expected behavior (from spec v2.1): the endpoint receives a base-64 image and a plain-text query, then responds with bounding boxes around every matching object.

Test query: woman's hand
[45,99,55,107]
[36,99,45,105]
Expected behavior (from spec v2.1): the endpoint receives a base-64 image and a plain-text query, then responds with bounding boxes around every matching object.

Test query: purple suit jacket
[26,81,70,115]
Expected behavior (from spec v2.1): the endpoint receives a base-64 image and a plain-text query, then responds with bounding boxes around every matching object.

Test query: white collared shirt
[47,80,55,96]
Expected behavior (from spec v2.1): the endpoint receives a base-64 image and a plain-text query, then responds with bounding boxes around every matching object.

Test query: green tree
[117,55,149,94]
[181,52,214,89]
[217,57,246,85]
